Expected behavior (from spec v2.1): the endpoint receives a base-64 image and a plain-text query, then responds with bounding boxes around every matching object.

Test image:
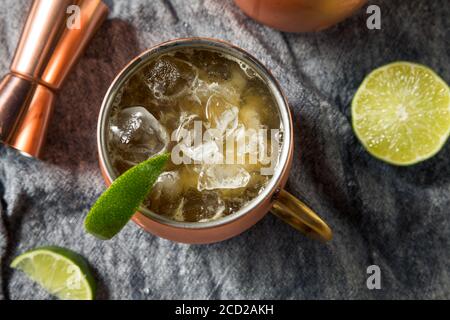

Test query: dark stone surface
[0,0,448,299]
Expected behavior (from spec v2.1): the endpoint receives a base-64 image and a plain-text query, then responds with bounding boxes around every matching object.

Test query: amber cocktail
[98,38,332,243]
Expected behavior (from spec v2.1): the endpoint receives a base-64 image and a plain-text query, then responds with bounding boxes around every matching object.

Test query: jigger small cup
[97,38,332,244]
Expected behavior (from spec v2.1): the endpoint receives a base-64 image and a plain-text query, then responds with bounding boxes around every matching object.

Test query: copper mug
[234,0,367,32]
[97,38,332,244]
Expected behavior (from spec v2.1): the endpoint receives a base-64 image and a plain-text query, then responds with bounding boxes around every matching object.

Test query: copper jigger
[0,0,108,157]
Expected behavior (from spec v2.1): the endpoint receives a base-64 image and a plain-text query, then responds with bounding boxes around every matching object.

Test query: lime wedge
[85,152,170,239]
[10,246,95,300]
[352,62,450,165]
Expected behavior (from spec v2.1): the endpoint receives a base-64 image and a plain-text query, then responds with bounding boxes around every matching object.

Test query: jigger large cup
[0,0,108,157]
[98,38,332,244]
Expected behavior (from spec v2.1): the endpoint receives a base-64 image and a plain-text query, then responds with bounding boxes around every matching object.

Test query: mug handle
[271,189,332,242]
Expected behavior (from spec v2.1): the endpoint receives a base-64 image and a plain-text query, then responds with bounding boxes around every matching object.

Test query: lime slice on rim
[352,61,450,165]
[84,153,170,240]
[10,246,96,300]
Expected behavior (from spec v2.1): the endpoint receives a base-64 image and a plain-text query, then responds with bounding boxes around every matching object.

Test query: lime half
[10,246,96,300]
[352,61,450,165]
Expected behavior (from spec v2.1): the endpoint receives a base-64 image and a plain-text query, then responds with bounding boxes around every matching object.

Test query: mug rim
[97,37,293,230]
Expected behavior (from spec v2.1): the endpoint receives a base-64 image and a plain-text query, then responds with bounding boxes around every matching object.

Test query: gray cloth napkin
[0,0,449,299]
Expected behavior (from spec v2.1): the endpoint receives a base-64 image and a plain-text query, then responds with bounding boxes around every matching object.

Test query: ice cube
[143,56,198,101]
[237,127,272,168]
[216,106,239,136]
[228,65,248,92]
[239,103,261,130]
[227,124,247,164]
[180,140,224,164]
[171,198,186,222]
[152,171,182,199]
[110,106,169,161]
[146,171,185,218]
[172,111,224,165]
[191,80,215,104]
[240,89,280,129]
[190,50,232,81]
[179,165,201,190]
[197,165,251,191]
[181,188,225,222]
[174,112,200,143]
[218,65,247,103]
[192,79,240,106]
[206,94,239,136]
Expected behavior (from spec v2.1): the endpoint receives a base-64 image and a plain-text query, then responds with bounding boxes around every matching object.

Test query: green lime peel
[84,153,170,239]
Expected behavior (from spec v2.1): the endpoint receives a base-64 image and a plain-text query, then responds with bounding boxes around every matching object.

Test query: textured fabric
[0,0,449,299]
